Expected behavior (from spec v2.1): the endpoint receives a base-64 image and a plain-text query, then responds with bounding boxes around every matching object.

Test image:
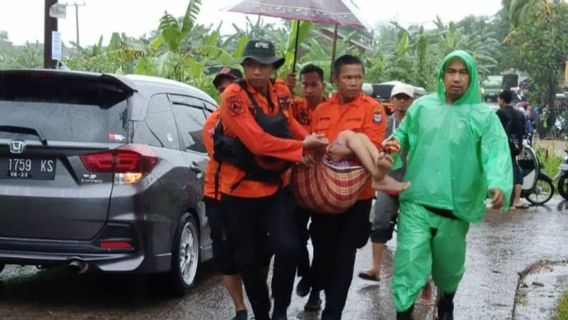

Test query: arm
[219,89,303,163]
[481,113,514,210]
[287,111,309,139]
[202,110,220,158]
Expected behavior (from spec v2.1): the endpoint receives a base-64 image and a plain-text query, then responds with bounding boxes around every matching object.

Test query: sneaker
[296,276,311,297]
[232,310,248,320]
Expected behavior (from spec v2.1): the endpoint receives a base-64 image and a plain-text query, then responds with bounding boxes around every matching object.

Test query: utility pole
[44,0,58,69]
[71,2,86,46]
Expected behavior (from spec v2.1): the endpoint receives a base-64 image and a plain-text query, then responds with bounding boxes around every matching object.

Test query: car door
[169,94,214,258]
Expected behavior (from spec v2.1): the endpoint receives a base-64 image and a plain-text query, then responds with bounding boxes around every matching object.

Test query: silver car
[0,69,214,295]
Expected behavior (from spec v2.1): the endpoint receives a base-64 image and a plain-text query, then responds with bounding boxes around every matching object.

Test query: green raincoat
[392,50,513,313]
[395,50,513,222]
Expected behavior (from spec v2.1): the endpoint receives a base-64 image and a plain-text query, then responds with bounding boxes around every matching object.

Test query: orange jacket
[218,79,308,198]
[311,93,387,200]
[290,96,328,133]
[202,110,221,200]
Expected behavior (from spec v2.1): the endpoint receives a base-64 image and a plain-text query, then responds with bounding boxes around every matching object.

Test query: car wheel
[170,213,200,296]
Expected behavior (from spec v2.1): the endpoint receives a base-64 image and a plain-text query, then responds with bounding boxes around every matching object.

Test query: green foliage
[506,3,568,106]
[535,144,562,177]
[554,289,568,320]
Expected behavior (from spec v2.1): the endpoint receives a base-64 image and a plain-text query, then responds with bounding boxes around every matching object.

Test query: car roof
[125,74,216,105]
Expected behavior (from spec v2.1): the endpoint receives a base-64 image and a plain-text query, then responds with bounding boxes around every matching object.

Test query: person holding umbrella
[215,39,327,320]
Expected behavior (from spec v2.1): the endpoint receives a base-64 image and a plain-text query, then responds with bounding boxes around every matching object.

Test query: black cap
[237,39,285,70]
[212,67,243,89]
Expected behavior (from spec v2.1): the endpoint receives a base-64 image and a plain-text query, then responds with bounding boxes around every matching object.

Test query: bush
[535,145,562,177]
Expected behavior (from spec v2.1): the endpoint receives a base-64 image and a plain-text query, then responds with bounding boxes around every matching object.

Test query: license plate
[0,157,56,180]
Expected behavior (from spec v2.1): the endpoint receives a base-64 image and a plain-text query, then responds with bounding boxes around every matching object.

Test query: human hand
[382,138,400,154]
[489,188,504,209]
[300,154,315,167]
[303,133,328,149]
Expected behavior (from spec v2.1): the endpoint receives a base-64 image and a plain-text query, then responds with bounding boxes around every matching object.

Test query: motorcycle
[518,142,555,205]
[556,149,568,200]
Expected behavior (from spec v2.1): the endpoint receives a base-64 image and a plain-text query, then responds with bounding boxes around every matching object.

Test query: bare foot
[374,152,393,180]
[372,175,410,192]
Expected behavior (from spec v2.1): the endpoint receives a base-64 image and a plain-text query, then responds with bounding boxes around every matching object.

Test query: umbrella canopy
[225,0,367,73]
[225,0,365,28]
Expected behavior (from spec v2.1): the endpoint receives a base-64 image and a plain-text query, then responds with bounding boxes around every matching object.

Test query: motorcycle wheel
[526,175,555,205]
[558,175,568,200]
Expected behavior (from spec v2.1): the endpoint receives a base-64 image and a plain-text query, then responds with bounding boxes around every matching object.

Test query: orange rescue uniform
[290,96,328,133]
[218,80,308,198]
[202,110,221,200]
[311,93,387,200]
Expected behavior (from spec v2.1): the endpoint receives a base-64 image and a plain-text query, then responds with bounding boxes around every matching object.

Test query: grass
[535,144,563,178]
[554,290,568,320]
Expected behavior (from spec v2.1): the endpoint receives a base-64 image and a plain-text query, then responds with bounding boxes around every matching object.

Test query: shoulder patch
[228,95,244,116]
[373,112,383,124]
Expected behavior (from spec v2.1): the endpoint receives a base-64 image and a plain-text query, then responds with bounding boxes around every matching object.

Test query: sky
[0,0,503,46]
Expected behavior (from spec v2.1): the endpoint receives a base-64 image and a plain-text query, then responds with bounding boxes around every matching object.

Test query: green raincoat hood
[436,50,482,105]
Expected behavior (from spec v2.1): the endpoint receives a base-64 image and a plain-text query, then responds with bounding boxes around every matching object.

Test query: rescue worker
[389,50,513,320]
[203,67,248,320]
[215,39,327,320]
[286,64,327,311]
[309,54,387,320]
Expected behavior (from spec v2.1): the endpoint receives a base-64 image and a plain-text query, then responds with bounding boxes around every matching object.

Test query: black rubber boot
[396,304,414,320]
[437,291,455,320]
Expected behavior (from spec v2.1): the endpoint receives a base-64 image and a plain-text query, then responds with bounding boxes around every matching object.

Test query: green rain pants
[392,201,470,312]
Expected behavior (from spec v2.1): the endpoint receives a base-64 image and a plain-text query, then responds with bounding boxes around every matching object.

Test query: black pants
[310,199,372,320]
[221,187,300,320]
[295,207,312,279]
[204,197,239,275]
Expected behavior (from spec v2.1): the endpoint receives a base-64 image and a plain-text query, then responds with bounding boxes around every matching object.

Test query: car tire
[169,213,200,296]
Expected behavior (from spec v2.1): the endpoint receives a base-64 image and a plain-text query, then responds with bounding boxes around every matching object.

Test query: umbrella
[225,0,367,73]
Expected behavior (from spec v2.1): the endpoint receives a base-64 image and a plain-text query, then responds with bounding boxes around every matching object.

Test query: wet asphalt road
[1,197,567,320]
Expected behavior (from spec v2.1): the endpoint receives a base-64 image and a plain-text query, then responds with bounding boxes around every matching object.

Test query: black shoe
[396,305,414,320]
[304,293,322,311]
[296,276,311,297]
[232,310,248,320]
[437,291,455,320]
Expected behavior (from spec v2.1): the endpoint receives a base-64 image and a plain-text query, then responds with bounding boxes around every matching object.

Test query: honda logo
[9,141,25,154]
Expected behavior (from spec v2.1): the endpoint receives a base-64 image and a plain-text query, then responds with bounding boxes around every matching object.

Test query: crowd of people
[201,39,514,320]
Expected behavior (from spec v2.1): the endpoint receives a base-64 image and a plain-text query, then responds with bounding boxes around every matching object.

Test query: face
[443,59,470,103]
[333,63,363,102]
[242,59,274,91]
[300,72,325,107]
[216,78,234,95]
[391,94,413,114]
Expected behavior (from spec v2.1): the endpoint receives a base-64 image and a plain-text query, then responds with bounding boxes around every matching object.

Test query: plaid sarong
[291,162,370,214]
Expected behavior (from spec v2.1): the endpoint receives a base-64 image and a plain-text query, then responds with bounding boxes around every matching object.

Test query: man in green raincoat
[390,50,513,320]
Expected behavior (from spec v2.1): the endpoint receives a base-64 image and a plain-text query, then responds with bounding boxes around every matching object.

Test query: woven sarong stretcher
[291,161,370,214]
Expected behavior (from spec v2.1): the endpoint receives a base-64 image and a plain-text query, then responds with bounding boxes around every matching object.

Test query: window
[170,96,207,153]
[143,94,180,149]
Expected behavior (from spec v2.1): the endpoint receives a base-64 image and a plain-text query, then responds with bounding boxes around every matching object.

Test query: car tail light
[80,144,159,184]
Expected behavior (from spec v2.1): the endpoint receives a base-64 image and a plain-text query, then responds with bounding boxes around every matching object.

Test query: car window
[144,94,180,150]
[171,101,207,153]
